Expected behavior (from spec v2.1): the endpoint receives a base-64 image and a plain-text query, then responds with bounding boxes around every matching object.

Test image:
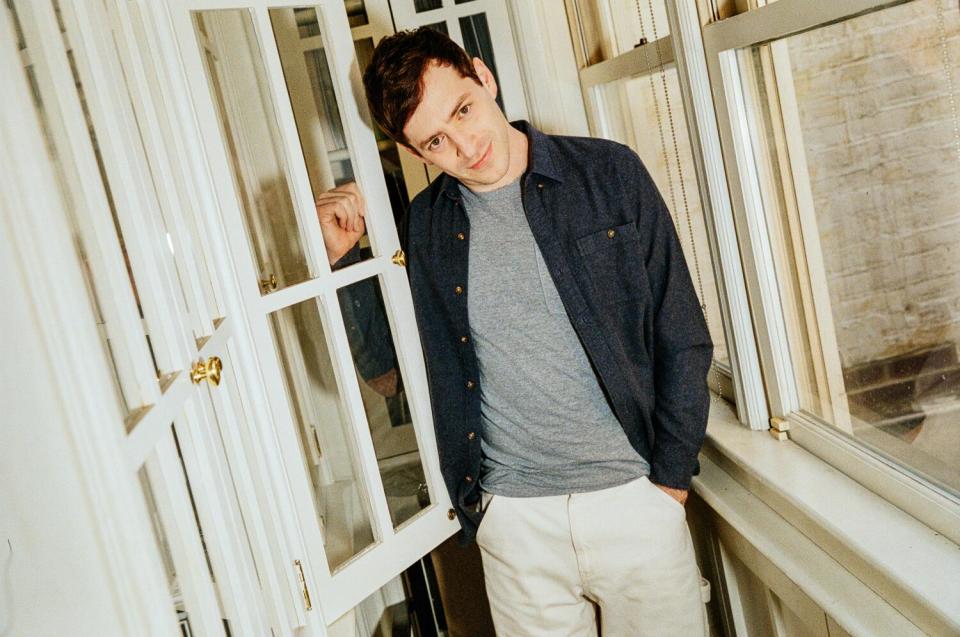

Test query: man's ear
[473,57,499,101]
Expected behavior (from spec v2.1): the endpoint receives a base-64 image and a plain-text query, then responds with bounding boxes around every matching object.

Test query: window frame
[572,0,770,430]
[701,0,960,544]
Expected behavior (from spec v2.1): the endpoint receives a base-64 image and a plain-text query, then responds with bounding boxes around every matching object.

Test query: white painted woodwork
[163,0,458,623]
[0,5,176,631]
[5,1,960,636]
[506,0,589,136]
[699,400,960,636]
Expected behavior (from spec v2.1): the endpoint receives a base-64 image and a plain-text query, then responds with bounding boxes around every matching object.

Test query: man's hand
[316,182,366,266]
[654,483,688,506]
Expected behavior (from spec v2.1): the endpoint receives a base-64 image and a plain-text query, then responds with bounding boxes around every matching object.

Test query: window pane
[10,0,161,415]
[414,0,442,12]
[338,277,432,528]
[328,575,415,635]
[271,7,377,263]
[344,0,369,28]
[138,426,226,635]
[424,20,448,35]
[270,296,378,570]
[354,36,413,220]
[744,0,960,492]
[193,10,314,292]
[575,0,672,62]
[459,13,504,111]
[595,67,730,369]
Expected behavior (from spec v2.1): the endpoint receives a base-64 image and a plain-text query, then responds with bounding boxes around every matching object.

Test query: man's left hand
[654,483,688,506]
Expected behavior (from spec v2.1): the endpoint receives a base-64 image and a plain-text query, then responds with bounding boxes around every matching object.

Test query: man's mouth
[469,143,492,170]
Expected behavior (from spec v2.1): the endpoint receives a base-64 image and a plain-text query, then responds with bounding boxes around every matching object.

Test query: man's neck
[503,124,529,184]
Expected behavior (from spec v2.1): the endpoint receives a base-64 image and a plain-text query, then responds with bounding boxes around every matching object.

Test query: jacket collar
[431,120,563,206]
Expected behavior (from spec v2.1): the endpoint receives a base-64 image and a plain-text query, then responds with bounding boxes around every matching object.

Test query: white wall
[0,219,129,636]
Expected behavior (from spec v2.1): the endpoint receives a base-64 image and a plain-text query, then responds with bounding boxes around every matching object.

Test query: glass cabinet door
[168,0,458,623]
[8,1,283,634]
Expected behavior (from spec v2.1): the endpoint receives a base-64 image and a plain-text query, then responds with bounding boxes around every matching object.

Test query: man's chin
[463,164,511,190]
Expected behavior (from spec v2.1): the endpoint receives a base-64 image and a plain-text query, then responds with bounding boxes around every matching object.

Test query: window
[575,0,737,405]
[745,0,960,493]
[702,0,960,531]
[571,0,960,536]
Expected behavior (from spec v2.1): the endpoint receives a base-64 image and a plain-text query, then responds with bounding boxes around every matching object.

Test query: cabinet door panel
[169,0,457,623]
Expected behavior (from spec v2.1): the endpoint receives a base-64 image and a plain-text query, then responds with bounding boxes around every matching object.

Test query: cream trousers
[476,476,708,637]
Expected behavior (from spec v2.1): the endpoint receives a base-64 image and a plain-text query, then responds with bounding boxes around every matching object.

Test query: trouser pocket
[475,492,499,545]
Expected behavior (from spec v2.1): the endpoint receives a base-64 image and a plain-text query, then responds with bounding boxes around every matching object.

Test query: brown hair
[362,27,481,151]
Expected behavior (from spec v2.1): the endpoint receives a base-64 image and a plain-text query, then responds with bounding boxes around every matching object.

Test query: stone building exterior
[789,0,960,372]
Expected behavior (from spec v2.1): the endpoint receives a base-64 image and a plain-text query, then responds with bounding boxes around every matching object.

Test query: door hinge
[311,424,324,459]
[294,559,313,611]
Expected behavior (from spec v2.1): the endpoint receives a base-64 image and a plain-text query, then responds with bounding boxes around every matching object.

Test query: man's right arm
[317,182,402,397]
[317,181,366,267]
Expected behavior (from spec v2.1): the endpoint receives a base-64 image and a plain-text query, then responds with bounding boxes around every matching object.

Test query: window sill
[694,397,960,636]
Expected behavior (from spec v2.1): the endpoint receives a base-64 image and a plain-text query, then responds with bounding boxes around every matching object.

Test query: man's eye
[459,104,471,116]
[428,136,443,150]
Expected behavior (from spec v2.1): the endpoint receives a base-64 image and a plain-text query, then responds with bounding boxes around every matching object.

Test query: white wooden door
[6,1,298,634]
[164,0,459,622]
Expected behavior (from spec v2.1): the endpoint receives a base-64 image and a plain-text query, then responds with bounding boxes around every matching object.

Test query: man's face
[402,59,514,192]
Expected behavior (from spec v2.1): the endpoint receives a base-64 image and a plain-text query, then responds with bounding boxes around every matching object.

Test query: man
[317,27,712,636]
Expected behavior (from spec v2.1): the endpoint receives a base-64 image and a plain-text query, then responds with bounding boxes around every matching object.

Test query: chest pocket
[576,222,649,305]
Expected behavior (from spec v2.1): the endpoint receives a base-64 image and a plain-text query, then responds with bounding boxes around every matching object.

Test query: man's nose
[454,129,480,160]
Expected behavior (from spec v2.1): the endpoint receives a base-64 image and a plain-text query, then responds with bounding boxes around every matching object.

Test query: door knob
[191,356,223,386]
[260,273,278,293]
[391,249,406,267]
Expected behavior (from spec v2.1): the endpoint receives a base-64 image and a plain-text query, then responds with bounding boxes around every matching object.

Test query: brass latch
[391,249,406,267]
[260,273,278,293]
[190,356,223,386]
[294,559,313,611]
[769,416,790,441]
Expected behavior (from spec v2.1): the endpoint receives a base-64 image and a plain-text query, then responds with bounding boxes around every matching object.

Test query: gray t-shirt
[460,178,650,497]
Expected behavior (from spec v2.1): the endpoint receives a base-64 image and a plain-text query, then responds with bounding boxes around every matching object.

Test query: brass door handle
[191,356,223,386]
[391,249,406,267]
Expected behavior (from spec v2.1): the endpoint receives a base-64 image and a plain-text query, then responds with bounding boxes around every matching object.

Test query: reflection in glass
[270,7,375,261]
[193,10,312,292]
[338,277,431,528]
[575,0,672,61]
[328,574,416,635]
[270,297,377,570]
[275,8,353,180]
[414,0,442,12]
[138,427,226,634]
[139,464,192,632]
[597,67,729,368]
[12,0,156,415]
[354,36,413,222]
[459,13,504,111]
[424,20,448,36]
[344,0,369,28]
[744,0,960,493]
